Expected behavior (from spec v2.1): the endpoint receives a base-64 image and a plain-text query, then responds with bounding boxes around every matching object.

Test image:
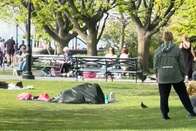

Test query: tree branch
[43,25,60,42]
[63,9,88,39]
[81,0,86,11]
[150,9,176,35]
[144,0,155,30]
[97,12,109,42]
[128,0,143,27]
[56,12,64,28]
[143,0,148,8]
[148,0,184,34]
[67,0,84,19]
[163,0,175,17]
[135,0,142,9]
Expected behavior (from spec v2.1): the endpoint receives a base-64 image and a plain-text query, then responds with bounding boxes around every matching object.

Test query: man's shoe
[162,116,170,120]
[187,113,196,119]
[16,70,21,76]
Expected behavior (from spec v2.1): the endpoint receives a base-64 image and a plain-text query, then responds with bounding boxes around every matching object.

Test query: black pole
[16,24,19,49]
[22,0,34,79]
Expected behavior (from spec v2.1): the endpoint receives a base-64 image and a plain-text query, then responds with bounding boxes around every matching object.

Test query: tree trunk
[87,28,98,56]
[57,39,69,54]
[137,27,151,71]
[43,24,77,54]
[120,24,126,50]
[87,38,97,56]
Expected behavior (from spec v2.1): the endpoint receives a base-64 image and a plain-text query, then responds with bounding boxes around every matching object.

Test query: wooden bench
[72,56,145,82]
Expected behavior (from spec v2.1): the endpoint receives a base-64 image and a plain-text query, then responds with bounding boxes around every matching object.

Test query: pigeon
[141,102,148,109]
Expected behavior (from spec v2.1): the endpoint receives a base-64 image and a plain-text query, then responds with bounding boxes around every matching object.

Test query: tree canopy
[169,0,196,38]
[58,0,116,55]
[116,0,185,70]
[0,0,195,70]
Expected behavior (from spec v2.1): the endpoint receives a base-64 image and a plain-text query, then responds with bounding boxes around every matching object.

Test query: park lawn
[0,80,196,131]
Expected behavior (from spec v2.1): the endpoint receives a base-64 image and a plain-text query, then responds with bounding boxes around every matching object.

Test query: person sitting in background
[63,47,72,64]
[120,47,129,71]
[15,44,28,75]
[60,47,73,76]
[117,47,129,78]
[105,47,117,58]
[104,47,117,79]
[187,71,196,96]
[187,71,196,111]
[104,47,117,66]
[18,40,25,52]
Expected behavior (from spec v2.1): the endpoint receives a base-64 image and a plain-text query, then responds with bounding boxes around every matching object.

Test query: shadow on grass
[0,105,195,130]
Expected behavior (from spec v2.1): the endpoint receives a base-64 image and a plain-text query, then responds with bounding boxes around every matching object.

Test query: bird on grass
[141,102,148,109]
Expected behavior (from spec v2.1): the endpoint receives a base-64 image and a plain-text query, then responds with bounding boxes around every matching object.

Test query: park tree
[58,0,116,56]
[117,13,130,49]
[119,0,185,70]
[31,0,78,53]
[0,0,77,53]
[102,17,137,56]
[169,0,196,38]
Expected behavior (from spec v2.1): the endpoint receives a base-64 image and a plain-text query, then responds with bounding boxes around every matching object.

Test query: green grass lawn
[0,80,196,130]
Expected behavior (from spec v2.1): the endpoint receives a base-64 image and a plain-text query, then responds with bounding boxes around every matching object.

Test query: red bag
[83,71,96,78]
[17,93,32,100]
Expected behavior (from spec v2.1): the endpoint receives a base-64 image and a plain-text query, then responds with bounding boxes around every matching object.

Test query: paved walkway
[0,67,157,83]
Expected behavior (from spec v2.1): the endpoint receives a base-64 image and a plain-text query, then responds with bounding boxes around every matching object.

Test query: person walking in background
[0,39,5,67]
[4,37,15,66]
[179,34,196,80]
[153,31,196,120]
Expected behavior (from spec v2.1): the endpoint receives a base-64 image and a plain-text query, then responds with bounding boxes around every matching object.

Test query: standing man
[153,31,196,120]
[4,37,15,66]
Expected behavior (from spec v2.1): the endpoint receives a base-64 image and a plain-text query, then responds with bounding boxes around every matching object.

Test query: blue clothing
[18,60,27,71]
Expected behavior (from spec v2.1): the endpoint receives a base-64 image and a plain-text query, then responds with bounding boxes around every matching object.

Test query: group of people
[154,31,196,120]
[0,37,16,66]
[0,37,28,75]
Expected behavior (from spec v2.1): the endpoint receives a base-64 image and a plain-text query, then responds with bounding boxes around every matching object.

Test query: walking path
[0,67,157,83]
